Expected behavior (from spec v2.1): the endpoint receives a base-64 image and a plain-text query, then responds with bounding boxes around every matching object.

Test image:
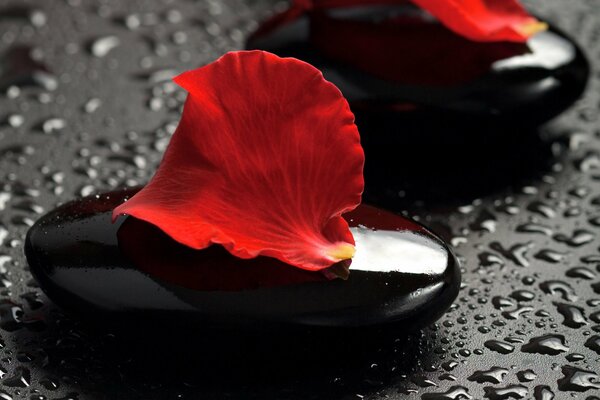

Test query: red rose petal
[113,51,364,271]
[410,0,547,42]
[309,12,527,86]
[253,0,546,43]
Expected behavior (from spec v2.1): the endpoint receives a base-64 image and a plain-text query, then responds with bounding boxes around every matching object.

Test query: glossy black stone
[24,188,460,333]
[247,5,589,128]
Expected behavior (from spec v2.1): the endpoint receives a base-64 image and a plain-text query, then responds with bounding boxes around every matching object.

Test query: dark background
[0,0,599,399]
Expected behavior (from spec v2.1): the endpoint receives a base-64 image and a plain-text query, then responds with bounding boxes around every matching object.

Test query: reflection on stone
[25,188,460,331]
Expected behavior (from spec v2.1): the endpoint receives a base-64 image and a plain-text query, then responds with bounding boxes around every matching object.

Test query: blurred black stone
[248,5,589,128]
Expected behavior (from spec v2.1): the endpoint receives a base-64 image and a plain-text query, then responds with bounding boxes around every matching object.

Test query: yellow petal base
[326,243,356,261]
[518,20,549,38]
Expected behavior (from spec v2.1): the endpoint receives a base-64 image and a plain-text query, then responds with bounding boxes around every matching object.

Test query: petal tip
[111,209,121,224]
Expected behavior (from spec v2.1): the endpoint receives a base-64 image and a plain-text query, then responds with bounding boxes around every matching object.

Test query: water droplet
[422,386,472,400]
[483,385,527,400]
[502,305,534,320]
[527,201,556,218]
[577,151,600,173]
[4,114,24,128]
[492,296,514,309]
[41,118,66,134]
[557,366,600,392]
[412,375,437,387]
[555,303,588,328]
[0,46,58,91]
[90,36,120,58]
[83,97,102,113]
[566,353,585,361]
[540,280,578,302]
[0,192,10,211]
[589,216,600,227]
[554,229,595,247]
[439,373,457,381]
[516,223,553,236]
[0,5,45,27]
[0,226,8,246]
[484,340,514,354]
[2,366,30,387]
[533,385,554,400]
[510,290,535,302]
[584,335,600,354]
[442,361,458,371]
[478,252,505,268]
[534,249,568,263]
[517,369,537,382]
[521,334,569,355]
[490,242,533,267]
[0,300,23,331]
[470,210,497,233]
[566,267,595,280]
[20,292,43,310]
[468,367,508,384]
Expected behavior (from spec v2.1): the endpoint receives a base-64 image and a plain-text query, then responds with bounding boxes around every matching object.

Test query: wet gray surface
[0,0,599,399]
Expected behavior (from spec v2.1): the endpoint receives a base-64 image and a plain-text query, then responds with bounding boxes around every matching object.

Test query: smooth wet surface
[25,188,460,331]
[247,5,589,127]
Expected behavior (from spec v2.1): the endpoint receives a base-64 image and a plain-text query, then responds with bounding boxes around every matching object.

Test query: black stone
[24,188,459,334]
[247,4,589,128]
